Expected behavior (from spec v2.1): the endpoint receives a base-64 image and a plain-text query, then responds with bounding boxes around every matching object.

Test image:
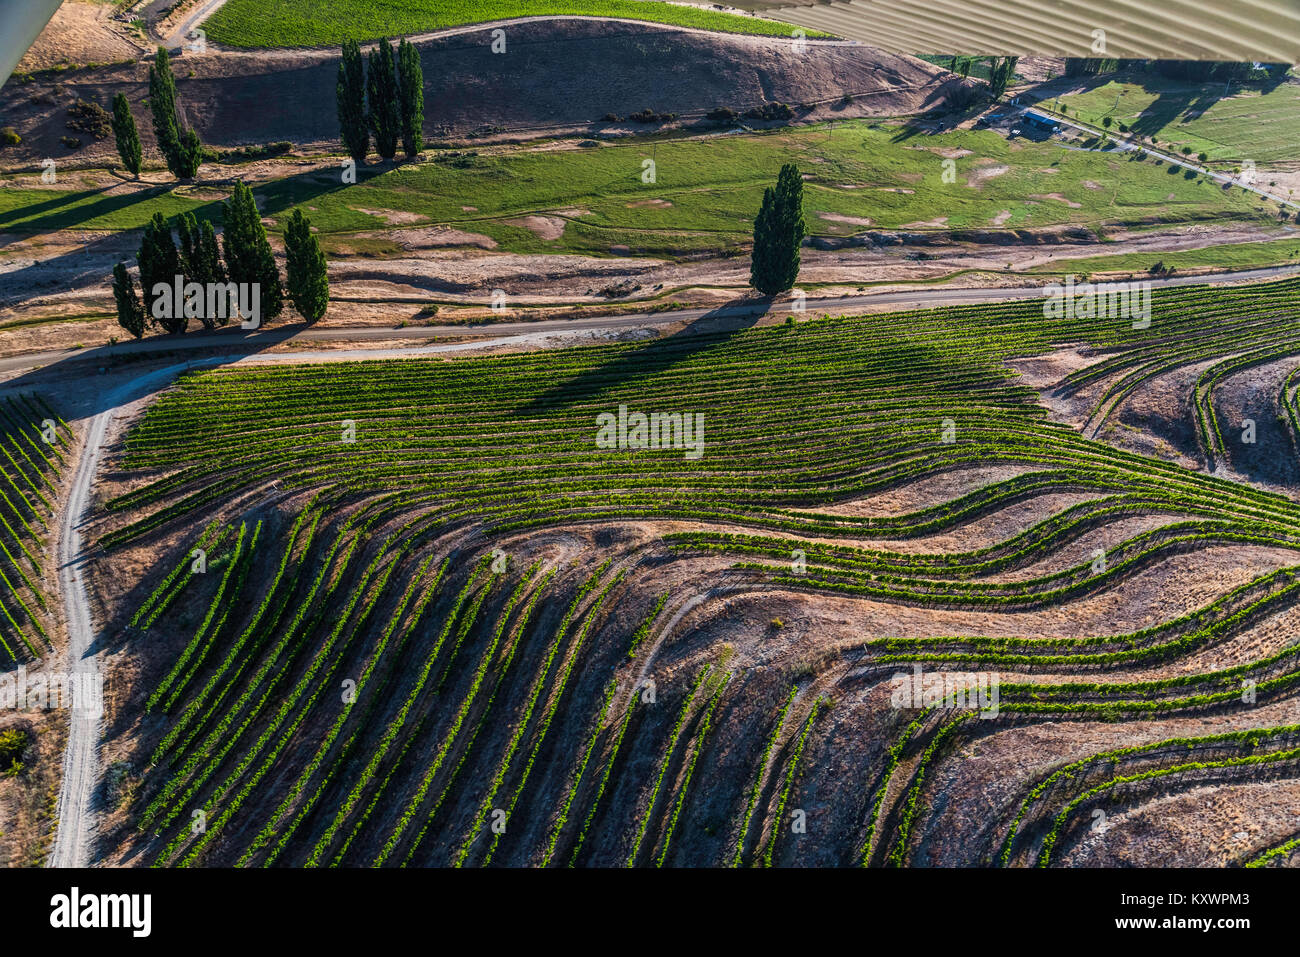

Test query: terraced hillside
[93,276,1300,867]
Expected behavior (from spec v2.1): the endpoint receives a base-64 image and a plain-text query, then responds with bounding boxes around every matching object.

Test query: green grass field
[1051,76,1300,167]
[203,0,821,48]
[0,122,1271,260]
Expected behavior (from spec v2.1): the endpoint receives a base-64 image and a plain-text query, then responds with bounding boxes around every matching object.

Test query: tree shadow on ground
[514,295,775,416]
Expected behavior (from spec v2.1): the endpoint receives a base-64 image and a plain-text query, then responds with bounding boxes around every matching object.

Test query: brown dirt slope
[1,19,952,161]
[14,1,143,73]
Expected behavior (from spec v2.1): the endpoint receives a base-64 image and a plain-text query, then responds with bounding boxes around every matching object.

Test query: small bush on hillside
[67,98,112,139]
[629,108,677,124]
[745,102,794,122]
[60,136,82,150]
[0,729,29,775]
[203,141,293,164]
[0,127,21,147]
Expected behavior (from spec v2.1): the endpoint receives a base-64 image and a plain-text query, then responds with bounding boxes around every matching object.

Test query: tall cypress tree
[284,209,330,324]
[222,181,283,323]
[175,125,204,179]
[111,93,142,178]
[199,220,227,286]
[149,46,204,179]
[148,47,181,170]
[176,212,226,328]
[750,164,805,296]
[749,187,778,295]
[770,163,806,292]
[138,213,185,333]
[111,263,147,339]
[988,56,1018,99]
[177,211,202,276]
[397,38,424,159]
[337,39,369,163]
[367,39,401,161]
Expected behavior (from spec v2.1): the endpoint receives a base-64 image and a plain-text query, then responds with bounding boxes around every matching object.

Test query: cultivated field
[75,276,1300,867]
[2,3,1300,876]
[203,0,820,48]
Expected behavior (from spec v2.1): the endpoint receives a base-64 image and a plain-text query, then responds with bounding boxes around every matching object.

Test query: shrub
[206,141,293,164]
[706,107,737,123]
[67,98,112,139]
[1198,152,1208,162]
[0,127,20,147]
[629,108,677,124]
[0,729,29,775]
[744,102,795,122]
[60,136,82,150]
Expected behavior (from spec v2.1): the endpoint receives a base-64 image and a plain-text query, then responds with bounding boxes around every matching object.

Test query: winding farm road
[31,261,1299,866]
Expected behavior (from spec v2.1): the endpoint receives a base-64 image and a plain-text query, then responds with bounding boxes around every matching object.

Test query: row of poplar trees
[108,47,203,180]
[112,184,329,337]
[337,37,425,163]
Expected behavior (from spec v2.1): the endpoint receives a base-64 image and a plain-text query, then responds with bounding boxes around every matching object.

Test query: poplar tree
[222,181,283,322]
[175,125,204,179]
[111,93,142,177]
[284,209,330,323]
[111,263,147,338]
[137,213,186,334]
[149,46,203,179]
[199,221,227,286]
[397,38,425,158]
[337,39,369,163]
[988,56,1019,99]
[367,38,401,161]
[176,211,202,276]
[148,47,180,167]
[749,163,806,296]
